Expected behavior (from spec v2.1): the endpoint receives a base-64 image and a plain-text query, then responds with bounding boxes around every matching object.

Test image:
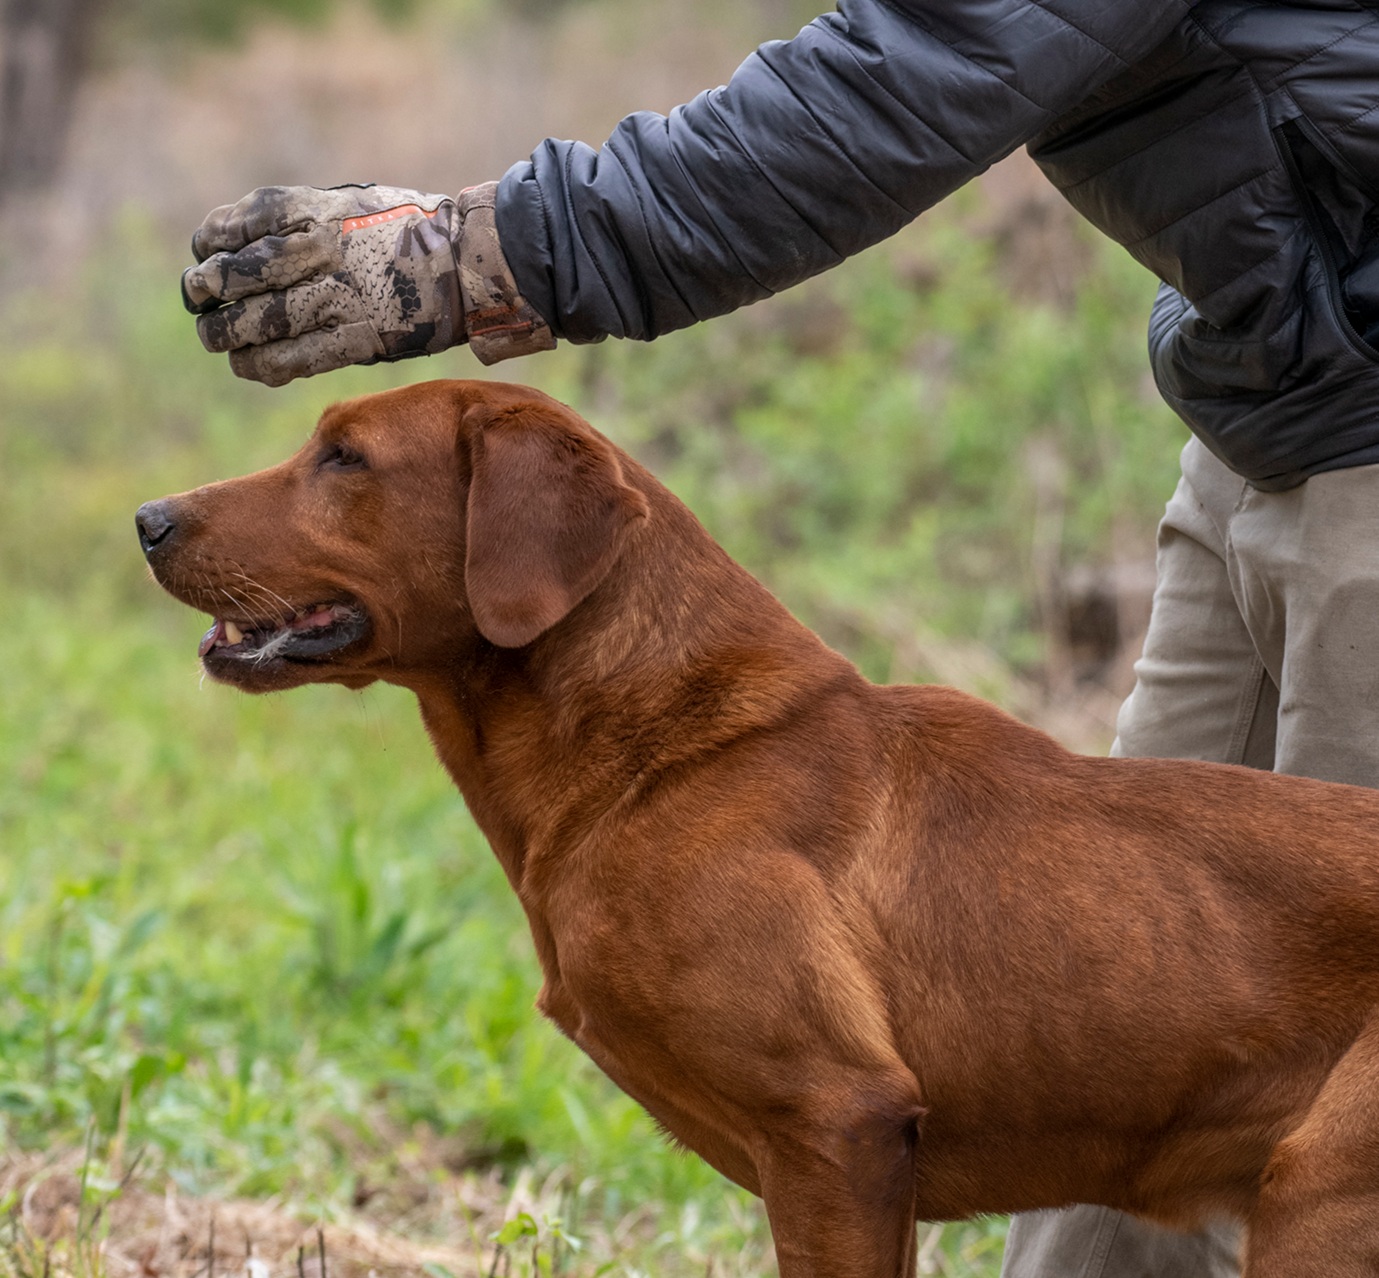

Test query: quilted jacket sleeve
[495,0,1193,344]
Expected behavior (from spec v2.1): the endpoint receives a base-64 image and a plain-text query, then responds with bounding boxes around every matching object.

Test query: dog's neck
[409,477,858,900]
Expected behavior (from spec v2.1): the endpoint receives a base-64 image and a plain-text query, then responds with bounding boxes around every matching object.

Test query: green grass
[0,199,1186,1274]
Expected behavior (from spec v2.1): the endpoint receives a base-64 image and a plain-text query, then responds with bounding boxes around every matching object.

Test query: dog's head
[136,380,650,692]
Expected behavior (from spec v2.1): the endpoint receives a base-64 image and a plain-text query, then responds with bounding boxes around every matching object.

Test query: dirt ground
[1,1146,557,1278]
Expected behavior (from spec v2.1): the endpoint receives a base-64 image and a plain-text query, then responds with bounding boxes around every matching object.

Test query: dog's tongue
[198,619,224,658]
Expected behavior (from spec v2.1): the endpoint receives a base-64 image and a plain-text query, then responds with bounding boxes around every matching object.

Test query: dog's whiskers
[218,586,255,620]
[230,569,297,618]
[224,575,281,621]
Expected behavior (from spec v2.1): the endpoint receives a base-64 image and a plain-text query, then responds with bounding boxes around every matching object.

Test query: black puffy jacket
[496,0,1379,490]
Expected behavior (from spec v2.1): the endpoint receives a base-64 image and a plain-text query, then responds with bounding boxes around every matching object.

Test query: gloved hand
[182,182,554,386]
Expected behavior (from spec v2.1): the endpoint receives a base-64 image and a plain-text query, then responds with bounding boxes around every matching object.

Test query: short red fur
[141,381,1379,1276]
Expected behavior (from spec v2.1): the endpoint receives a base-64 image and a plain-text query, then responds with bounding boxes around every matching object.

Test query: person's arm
[186,0,1191,383]
[496,0,1194,345]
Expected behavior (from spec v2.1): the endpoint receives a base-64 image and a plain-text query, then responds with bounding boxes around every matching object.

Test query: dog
[137,379,1379,1276]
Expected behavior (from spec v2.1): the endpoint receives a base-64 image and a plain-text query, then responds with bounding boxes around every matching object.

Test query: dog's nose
[135,499,178,557]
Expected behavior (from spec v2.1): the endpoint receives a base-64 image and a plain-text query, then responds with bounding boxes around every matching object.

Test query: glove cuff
[456,183,557,365]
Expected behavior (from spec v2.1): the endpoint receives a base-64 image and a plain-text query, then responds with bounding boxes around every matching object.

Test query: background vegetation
[0,2,1189,1274]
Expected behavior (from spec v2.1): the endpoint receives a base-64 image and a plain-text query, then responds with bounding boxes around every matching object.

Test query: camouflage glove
[182,182,555,386]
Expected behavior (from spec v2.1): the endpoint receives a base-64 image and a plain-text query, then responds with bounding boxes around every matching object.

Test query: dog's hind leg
[1244,1010,1379,1276]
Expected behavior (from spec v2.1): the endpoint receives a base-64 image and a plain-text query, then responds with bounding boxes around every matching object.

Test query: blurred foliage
[105,0,420,47]
[99,0,633,50]
[92,0,828,59]
[0,187,1186,1273]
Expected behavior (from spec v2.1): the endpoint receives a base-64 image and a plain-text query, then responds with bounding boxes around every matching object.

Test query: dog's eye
[319,443,367,471]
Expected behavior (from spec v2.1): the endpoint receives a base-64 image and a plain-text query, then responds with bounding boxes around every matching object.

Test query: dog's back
[812,682,1379,1225]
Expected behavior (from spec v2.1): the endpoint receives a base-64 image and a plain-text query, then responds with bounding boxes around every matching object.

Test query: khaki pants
[1002,436,1379,1277]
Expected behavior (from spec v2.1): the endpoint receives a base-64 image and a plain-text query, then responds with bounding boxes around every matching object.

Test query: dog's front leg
[549,844,927,1274]
[755,1096,922,1278]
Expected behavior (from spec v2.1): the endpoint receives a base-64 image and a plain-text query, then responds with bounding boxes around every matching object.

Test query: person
[181,1,1379,1273]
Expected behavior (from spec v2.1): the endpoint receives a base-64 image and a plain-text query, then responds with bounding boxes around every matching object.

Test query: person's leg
[1110,439,1276,772]
[1002,439,1254,1278]
[1000,1206,1241,1278]
[1224,456,1379,785]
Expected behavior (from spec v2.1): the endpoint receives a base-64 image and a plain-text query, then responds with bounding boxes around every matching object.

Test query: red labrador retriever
[137,379,1379,1276]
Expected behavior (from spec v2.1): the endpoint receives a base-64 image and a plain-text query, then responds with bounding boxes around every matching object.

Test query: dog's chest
[530,911,730,1116]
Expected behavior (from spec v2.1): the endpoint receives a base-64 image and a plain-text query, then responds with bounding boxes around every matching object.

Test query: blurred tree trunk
[0,0,104,203]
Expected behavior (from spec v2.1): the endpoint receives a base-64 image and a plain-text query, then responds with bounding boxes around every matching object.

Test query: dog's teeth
[224,621,245,645]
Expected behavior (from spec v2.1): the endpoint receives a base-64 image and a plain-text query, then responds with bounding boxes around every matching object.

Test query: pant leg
[1002,440,1256,1278]
[1110,440,1276,772]
[1225,455,1379,785]
[1001,1205,1242,1278]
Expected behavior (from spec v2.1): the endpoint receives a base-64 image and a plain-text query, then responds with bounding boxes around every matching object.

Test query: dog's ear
[464,400,650,648]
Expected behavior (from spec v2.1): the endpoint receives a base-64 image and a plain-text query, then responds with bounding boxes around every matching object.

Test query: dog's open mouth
[198,601,369,666]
